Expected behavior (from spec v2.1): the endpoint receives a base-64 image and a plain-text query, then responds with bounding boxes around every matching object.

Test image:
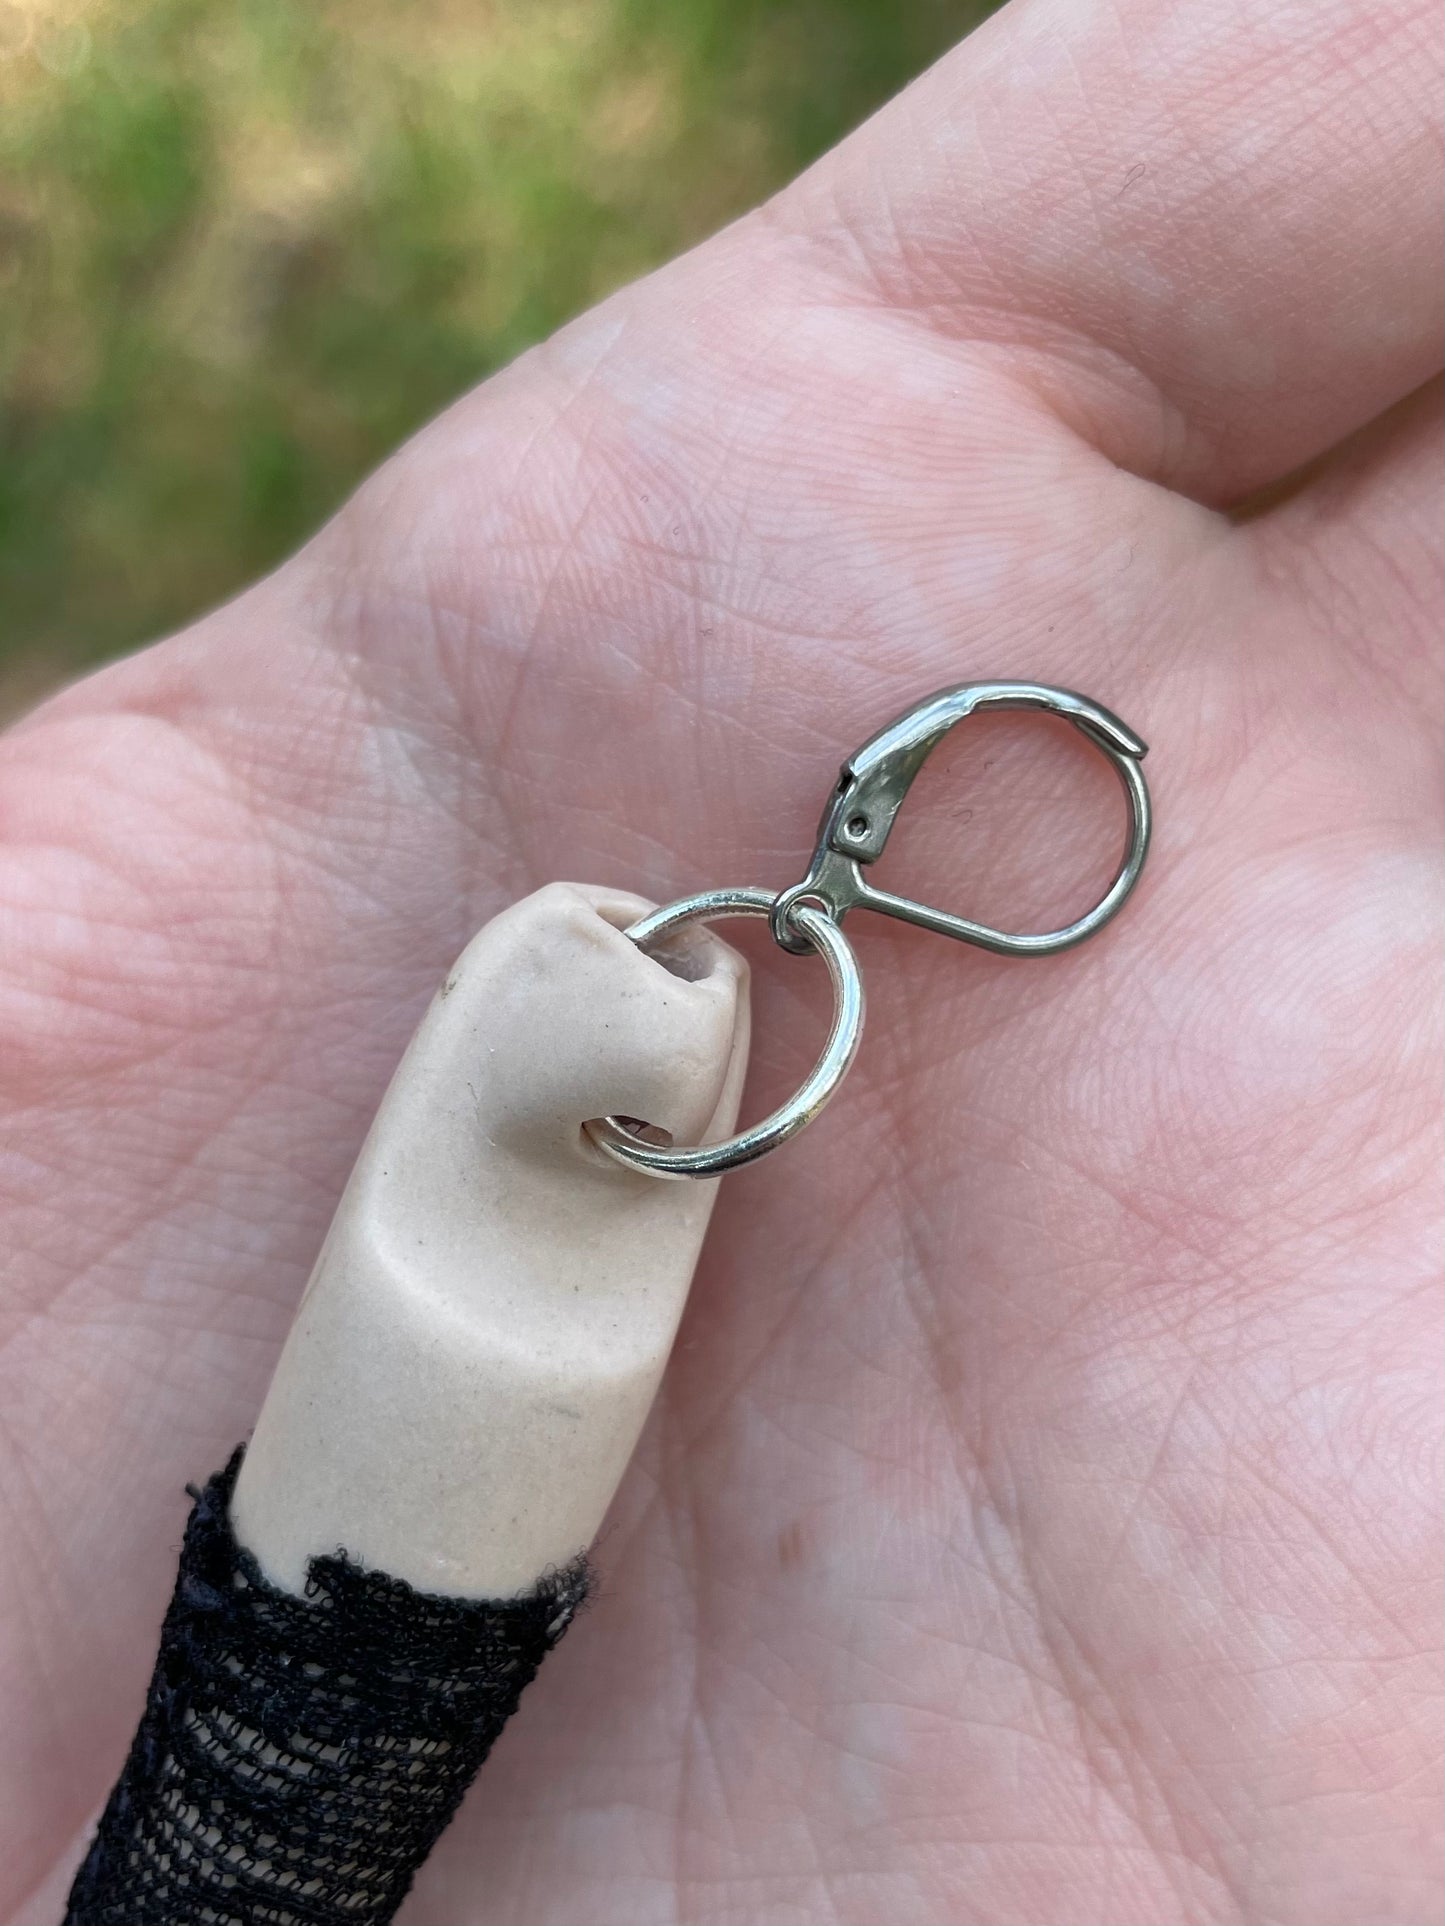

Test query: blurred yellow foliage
[0,0,982,691]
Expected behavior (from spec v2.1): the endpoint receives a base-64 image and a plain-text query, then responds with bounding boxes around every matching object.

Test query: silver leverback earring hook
[586,680,1152,1180]
[770,680,1151,956]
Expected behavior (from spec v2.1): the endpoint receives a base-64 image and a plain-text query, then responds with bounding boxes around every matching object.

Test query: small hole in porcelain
[596,901,718,982]
[578,1114,675,1167]
[637,929,717,982]
[611,1115,674,1149]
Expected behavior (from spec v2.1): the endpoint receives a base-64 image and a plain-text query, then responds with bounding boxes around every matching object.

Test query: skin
[1,0,1440,1920]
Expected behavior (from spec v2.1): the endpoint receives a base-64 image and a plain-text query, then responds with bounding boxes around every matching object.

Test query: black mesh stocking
[65,1449,588,1926]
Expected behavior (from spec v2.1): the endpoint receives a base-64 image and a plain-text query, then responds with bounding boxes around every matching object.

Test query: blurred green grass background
[0,0,995,696]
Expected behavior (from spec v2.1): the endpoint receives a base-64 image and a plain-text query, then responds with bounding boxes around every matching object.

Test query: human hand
[3,1,1440,1920]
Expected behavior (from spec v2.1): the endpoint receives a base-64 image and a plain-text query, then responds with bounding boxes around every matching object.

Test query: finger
[776,0,1444,504]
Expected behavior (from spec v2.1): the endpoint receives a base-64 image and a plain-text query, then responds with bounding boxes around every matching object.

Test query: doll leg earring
[72,677,1151,1926]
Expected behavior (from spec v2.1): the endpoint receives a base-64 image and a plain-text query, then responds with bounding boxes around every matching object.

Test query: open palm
[4,2,1441,1921]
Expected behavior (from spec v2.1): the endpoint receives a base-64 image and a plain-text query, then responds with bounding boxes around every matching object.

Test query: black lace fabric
[65,1449,589,1926]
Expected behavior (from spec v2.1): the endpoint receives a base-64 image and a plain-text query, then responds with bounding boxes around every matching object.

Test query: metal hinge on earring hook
[584,680,1152,1180]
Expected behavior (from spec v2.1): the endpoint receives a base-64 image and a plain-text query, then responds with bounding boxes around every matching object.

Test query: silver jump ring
[584,887,864,1180]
